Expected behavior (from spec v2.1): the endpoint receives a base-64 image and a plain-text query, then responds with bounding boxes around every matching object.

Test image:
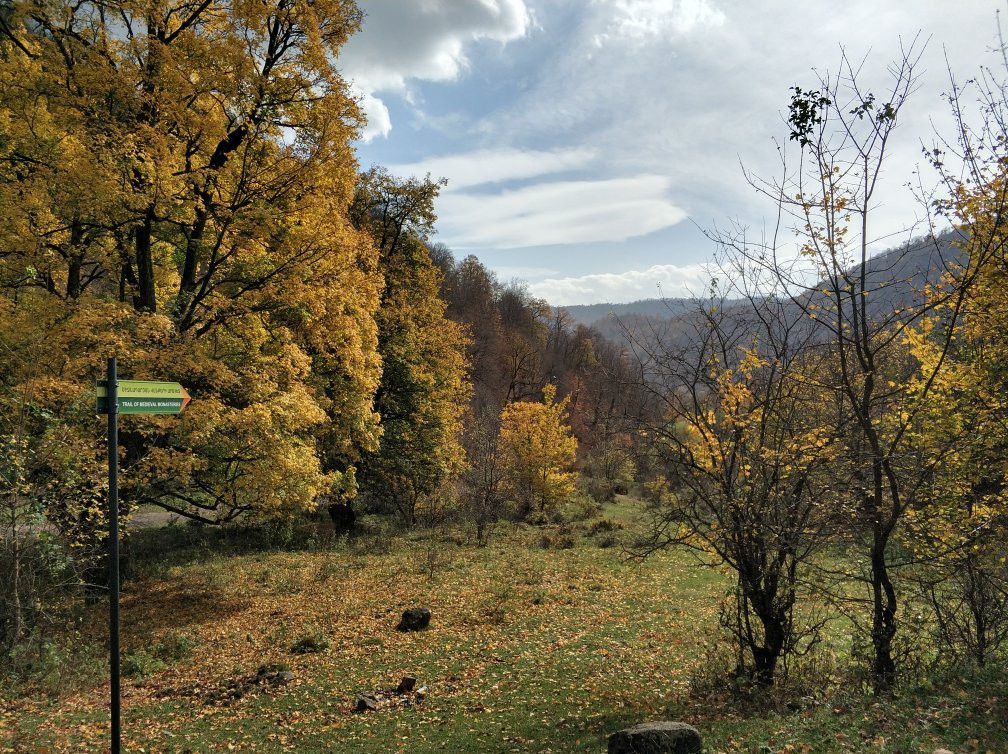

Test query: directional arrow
[96,380,191,415]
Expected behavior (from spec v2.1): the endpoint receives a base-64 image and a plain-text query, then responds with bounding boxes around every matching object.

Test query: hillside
[560,230,963,332]
[559,298,698,326]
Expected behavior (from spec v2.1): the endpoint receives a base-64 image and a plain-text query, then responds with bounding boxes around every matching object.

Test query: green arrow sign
[96,380,191,415]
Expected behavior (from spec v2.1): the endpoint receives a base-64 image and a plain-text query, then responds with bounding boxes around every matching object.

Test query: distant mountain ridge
[559,230,962,330]
[559,298,697,326]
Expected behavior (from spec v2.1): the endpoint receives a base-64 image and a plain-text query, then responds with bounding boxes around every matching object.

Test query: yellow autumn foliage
[0,0,383,535]
[498,384,578,516]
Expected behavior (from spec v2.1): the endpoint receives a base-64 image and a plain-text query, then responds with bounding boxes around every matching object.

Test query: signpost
[96,360,189,754]
[96,379,191,415]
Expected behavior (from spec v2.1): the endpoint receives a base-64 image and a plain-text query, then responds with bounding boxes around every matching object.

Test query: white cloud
[437,175,686,248]
[356,91,392,142]
[593,0,726,44]
[485,0,998,242]
[529,262,715,305]
[388,147,595,189]
[341,0,530,138]
[493,265,562,280]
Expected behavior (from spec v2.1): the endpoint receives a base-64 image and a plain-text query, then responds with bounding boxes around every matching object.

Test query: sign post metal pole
[107,357,121,754]
[96,369,188,754]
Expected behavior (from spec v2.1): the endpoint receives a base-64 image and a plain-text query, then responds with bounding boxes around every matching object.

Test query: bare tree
[732,41,993,690]
[460,406,506,546]
[629,256,834,686]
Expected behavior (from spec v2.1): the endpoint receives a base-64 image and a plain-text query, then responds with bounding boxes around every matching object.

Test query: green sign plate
[96,380,191,415]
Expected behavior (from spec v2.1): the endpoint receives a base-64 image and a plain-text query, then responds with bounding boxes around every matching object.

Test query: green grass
[2,498,1006,753]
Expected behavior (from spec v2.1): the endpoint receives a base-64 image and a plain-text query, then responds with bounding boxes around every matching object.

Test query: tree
[441,254,508,411]
[498,384,578,517]
[734,42,987,690]
[0,0,384,531]
[630,258,836,686]
[497,284,550,404]
[460,405,506,546]
[352,169,470,525]
[557,325,645,501]
[899,31,1008,667]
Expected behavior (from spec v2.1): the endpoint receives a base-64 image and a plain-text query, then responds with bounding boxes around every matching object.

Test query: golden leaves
[498,384,579,513]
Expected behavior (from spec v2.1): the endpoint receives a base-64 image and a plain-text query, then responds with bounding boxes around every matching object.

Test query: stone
[395,676,417,693]
[607,722,702,754]
[933,749,955,754]
[396,607,431,632]
[353,694,379,713]
[254,664,294,686]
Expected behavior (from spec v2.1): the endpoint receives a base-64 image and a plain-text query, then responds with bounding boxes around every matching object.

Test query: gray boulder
[608,722,702,754]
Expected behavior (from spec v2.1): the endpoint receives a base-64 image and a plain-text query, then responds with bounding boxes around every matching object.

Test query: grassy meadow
[2,499,1005,753]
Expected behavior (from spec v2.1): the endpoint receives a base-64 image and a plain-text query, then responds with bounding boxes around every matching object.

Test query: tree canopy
[0,0,383,526]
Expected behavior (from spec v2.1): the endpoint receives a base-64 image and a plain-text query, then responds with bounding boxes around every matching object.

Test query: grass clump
[122,632,196,678]
[290,632,330,655]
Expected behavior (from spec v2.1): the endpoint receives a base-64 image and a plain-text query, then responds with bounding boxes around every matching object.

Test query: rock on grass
[607,721,702,754]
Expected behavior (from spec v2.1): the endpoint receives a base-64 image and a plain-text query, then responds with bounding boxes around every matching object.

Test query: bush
[480,580,515,624]
[122,632,195,678]
[121,649,166,678]
[290,632,330,654]
[587,518,622,535]
[922,553,1008,669]
[0,528,77,660]
[642,476,670,506]
[595,532,619,549]
[4,631,106,694]
[581,443,636,502]
[153,632,195,662]
[565,491,602,522]
[538,526,576,550]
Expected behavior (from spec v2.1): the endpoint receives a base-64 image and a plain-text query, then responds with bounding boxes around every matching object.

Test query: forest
[1,1,1007,752]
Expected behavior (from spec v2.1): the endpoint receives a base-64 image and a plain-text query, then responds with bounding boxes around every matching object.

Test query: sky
[338,1,1000,305]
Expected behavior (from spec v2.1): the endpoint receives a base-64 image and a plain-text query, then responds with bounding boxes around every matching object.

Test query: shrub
[122,632,195,678]
[587,518,622,535]
[538,526,576,550]
[290,632,330,654]
[122,649,166,678]
[153,633,195,663]
[4,632,105,694]
[565,491,602,522]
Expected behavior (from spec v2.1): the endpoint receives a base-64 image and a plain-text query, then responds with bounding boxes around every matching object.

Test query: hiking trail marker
[96,360,190,754]
[96,378,191,415]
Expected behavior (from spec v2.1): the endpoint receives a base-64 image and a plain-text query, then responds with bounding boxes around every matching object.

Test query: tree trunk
[180,205,206,294]
[134,208,157,312]
[326,501,356,532]
[748,589,789,687]
[66,256,81,299]
[870,521,897,692]
[65,219,84,298]
[10,520,24,647]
